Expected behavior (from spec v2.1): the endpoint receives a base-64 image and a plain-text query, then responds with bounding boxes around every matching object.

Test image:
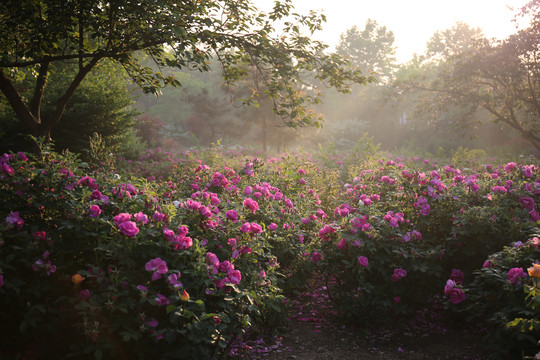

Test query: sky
[252,0,529,62]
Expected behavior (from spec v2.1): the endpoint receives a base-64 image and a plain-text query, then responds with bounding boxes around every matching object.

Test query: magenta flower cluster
[114,213,140,237]
[145,257,168,281]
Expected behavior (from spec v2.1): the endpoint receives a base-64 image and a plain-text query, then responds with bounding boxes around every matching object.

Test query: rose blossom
[391,268,407,282]
[444,279,466,304]
[337,238,348,250]
[113,213,131,225]
[243,198,259,213]
[134,212,149,224]
[226,210,238,223]
[310,252,323,263]
[89,205,102,218]
[358,256,369,267]
[228,270,242,285]
[518,197,535,210]
[449,269,464,285]
[118,221,139,237]
[507,267,527,285]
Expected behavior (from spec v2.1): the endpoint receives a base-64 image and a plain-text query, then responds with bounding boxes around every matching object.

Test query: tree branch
[0,67,38,133]
[29,61,50,118]
[45,56,101,132]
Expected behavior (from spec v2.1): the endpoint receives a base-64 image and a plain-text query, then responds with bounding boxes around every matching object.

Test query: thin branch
[0,67,38,132]
[79,3,84,71]
[29,61,50,118]
[45,56,101,131]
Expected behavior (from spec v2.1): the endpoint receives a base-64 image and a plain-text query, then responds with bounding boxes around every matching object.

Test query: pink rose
[6,211,24,229]
[358,256,369,267]
[114,213,132,225]
[134,212,149,224]
[1,162,14,176]
[444,279,466,304]
[80,289,91,300]
[392,268,407,282]
[310,252,323,263]
[228,270,242,285]
[118,221,139,237]
[240,222,252,233]
[155,293,169,306]
[199,206,213,218]
[89,205,101,218]
[449,269,464,285]
[226,210,238,223]
[145,258,168,273]
[206,252,219,266]
[518,197,535,210]
[168,273,182,288]
[250,222,263,234]
[530,210,540,222]
[507,267,527,285]
[153,212,167,222]
[243,198,259,213]
[504,162,517,173]
[318,225,335,240]
[173,236,192,250]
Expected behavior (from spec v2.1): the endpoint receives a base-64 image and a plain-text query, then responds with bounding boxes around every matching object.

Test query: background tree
[424,21,486,62]
[336,19,397,81]
[0,0,370,152]
[308,19,399,150]
[392,20,536,154]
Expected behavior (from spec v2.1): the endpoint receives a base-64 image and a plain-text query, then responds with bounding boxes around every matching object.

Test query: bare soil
[227,284,491,360]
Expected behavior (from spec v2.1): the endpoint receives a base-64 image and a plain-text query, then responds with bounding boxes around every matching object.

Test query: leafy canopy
[0,0,373,147]
[336,19,397,81]
[393,5,540,153]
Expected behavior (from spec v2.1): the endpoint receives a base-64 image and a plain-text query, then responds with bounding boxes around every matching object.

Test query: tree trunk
[0,57,100,154]
[262,115,267,153]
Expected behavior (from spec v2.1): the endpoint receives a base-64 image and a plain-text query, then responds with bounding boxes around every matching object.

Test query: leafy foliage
[394,11,540,153]
[0,143,538,359]
[0,0,372,149]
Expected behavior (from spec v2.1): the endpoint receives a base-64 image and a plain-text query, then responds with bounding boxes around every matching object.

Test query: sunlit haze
[253,0,528,62]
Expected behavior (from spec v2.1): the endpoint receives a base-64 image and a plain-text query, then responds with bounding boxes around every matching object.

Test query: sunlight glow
[253,0,529,62]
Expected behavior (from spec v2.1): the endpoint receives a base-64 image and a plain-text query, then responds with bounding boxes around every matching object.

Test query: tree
[0,0,370,151]
[0,59,138,155]
[311,20,398,151]
[336,19,397,81]
[424,21,486,63]
[449,27,540,152]
[394,15,540,153]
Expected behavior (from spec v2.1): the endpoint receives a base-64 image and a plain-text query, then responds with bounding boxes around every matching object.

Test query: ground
[227,283,492,360]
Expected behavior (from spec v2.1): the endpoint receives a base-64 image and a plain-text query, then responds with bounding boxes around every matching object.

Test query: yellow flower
[71,273,84,285]
[527,264,540,279]
[180,289,190,302]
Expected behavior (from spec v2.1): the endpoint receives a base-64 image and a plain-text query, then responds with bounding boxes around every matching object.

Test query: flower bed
[0,147,538,359]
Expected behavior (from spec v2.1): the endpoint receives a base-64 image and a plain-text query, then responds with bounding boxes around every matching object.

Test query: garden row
[0,145,539,359]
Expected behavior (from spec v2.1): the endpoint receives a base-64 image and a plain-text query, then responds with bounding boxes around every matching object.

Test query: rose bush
[0,143,538,359]
[452,235,540,359]
[0,145,322,359]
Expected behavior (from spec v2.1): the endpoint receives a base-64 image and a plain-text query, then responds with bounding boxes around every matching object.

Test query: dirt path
[228,284,490,360]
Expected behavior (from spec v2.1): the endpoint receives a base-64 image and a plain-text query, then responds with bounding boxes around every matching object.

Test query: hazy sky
[253,0,528,62]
